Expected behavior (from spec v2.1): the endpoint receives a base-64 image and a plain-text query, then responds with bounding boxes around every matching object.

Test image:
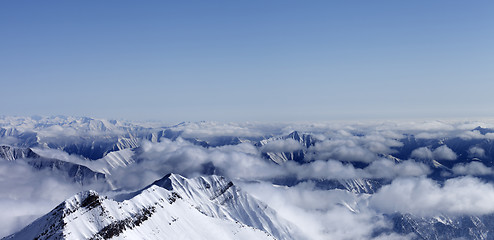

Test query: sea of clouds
[2,116,494,239]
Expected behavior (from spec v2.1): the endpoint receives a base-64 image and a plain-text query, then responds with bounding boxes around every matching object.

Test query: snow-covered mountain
[5,117,494,239]
[0,116,150,160]
[257,131,317,164]
[4,173,296,240]
[0,116,262,160]
[0,145,39,161]
[27,158,106,185]
[0,145,106,185]
[388,213,494,240]
[97,148,136,175]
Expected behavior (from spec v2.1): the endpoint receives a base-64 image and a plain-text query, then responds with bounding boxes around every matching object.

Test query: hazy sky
[1,1,493,122]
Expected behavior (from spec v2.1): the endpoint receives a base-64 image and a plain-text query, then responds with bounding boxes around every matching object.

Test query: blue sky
[1,1,493,122]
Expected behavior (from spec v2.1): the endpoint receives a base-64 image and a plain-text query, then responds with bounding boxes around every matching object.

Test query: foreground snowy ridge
[4,173,296,240]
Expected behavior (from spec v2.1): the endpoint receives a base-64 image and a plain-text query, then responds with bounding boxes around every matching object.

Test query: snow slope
[0,145,39,161]
[258,131,316,164]
[4,173,296,240]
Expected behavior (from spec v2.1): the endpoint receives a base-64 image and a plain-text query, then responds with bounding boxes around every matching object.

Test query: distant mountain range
[3,116,494,239]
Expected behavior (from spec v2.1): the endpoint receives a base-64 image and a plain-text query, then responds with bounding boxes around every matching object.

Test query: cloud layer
[3,117,494,239]
[411,145,457,161]
[0,160,105,237]
[370,176,494,216]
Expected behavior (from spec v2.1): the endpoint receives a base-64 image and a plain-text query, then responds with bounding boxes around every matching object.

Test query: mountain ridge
[4,173,296,240]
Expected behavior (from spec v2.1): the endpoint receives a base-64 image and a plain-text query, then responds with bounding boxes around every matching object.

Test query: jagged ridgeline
[4,174,295,240]
[3,116,494,239]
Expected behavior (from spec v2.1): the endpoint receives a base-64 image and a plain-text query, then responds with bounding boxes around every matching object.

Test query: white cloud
[468,147,485,158]
[287,160,361,180]
[414,132,449,139]
[171,122,272,138]
[37,125,77,138]
[411,147,433,160]
[108,139,284,190]
[458,130,485,140]
[309,140,377,163]
[31,147,107,171]
[411,145,457,161]
[0,160,105,237]
[6,118,494,239]
[240,181,405,240]
[372,233,416,240]
[0,136,19,146]
[458,130,494,140]
[361,134,403,154]
[432,145,457,160]
[370,176,494,216]
[365,159,430,179]
[286,159,430,180]
[452,162,493,176]
[260,139,304,153]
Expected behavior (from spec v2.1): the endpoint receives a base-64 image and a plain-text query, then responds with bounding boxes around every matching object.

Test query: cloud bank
[370,176,494,216]
[411,145,457,161]
[3,117,494,239]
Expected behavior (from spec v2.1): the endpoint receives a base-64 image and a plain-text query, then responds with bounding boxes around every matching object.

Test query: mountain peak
[0,145,40,161]
[6,173,296,240]
[287,131,300,140]
[147,173,174,190]
[473,126,494,135]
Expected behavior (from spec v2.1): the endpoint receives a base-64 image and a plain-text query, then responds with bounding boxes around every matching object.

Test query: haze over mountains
[3,116,494,239]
